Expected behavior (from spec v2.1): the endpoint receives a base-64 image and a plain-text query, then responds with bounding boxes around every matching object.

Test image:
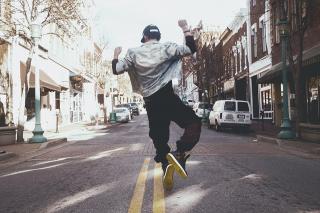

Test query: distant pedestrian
[112,20,201,189]
[0,100,5,127]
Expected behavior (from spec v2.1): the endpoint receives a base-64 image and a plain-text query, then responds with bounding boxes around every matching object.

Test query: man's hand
[114,47,122,59]
[178,19,189,32]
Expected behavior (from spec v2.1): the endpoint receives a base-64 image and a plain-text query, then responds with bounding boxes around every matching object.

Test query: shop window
[261,90,272,111]
[55,92,60,109]
[307,73,320,124]
[26,88,35,121]
[0,93,6,126]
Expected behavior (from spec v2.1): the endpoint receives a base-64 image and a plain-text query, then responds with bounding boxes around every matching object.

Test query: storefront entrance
[306,71,320,124]
[70,91,83,123]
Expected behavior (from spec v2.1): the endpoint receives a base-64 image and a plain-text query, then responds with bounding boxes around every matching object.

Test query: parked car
[113,107,130,123]
[208,100,252,131]
[193,102,213,118]
[128,102,140,115]
[116,104,134,119]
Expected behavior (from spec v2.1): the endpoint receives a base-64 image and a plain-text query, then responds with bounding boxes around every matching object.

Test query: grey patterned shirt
[114,40,193,97]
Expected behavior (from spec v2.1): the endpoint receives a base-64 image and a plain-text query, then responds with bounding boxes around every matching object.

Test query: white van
[208,100,252,131]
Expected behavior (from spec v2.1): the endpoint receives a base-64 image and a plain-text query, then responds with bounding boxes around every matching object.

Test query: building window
[251,25,258,59]
[260,17,267,53]
[291,0,298,31]
[232,46,238,74]
[272,3,280,44]
[307,73,320,124]
[261,89,272,111]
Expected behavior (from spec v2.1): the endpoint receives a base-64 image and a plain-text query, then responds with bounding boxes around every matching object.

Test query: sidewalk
[251,120,320,158]
[0,121,118,167]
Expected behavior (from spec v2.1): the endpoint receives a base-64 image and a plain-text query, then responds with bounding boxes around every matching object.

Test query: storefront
[257,46,320,142]
[20,62,62,131]
[70,89,83,123]
[260,83,273,119]
[69,75,84,123]
[306,66,320,124]
[235,75,248,101]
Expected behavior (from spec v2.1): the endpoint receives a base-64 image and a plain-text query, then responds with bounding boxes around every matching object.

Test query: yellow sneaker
[166,152,188,179]
[163,164,174,190]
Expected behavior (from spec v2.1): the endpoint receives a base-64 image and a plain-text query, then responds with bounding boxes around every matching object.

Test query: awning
[70,69,94,83]
[302,43,320,66]
[257,62,283,84]
[223,78,235,92]
[257,43,320,84]
[20,62,61,91]
[235,70,249,80]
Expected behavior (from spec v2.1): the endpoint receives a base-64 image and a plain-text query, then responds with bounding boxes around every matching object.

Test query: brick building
[219,9,248,101]
[247,0,273,120]
[258,0,320,141]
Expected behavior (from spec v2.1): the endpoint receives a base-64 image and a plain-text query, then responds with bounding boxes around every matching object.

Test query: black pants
[144,82,202,165]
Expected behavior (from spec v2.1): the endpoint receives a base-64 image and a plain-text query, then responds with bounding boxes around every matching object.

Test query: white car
[208,100,252,131]
[193,102,213,118]
[113,107,130,123]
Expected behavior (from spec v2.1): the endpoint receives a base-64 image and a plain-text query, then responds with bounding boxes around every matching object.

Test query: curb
[39,138,68,149]
[0,138,68,163]
[0,151,16,161]
[256,135,280,145]
[257,134,320,158]
[0,122,121,168]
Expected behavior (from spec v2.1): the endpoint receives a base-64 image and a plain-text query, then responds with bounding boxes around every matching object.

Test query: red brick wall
[250,0,269,63]
[221,22,248,80]
[271,0,320,65]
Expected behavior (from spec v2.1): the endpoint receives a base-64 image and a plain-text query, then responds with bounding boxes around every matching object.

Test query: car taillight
[220,113,223,119]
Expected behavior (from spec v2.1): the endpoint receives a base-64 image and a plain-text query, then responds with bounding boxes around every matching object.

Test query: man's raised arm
[178,19,196,54]
[112,47,133,75]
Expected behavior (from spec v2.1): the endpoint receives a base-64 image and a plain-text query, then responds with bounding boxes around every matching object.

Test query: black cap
[141,25,161,43]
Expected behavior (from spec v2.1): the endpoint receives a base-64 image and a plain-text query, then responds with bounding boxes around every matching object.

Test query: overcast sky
[93,0,247,59]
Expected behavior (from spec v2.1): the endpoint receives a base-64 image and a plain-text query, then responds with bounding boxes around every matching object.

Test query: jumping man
[112,20,202,190]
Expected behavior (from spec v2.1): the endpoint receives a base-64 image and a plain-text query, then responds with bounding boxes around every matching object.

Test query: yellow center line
[153,163,165,213]
[128,158,150,213]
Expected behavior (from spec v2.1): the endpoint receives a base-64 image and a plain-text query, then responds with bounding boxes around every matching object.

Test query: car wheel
[215,121,220,132]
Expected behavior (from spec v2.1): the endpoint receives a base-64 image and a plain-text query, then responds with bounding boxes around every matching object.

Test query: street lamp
[201,73,209,123]
[202,90,208,123]
[277,2,295,139]
[30,21,47,143]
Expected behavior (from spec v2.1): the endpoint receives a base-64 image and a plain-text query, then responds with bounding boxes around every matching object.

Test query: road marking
[153,163,165,213]
[128,158,150,213]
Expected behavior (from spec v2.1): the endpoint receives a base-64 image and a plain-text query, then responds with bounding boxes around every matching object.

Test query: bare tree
[0,0,87,142]
[282,0,317,136]
[195,31,217,102]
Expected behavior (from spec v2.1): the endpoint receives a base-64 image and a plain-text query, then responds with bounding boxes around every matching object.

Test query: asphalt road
[0,114,320,213]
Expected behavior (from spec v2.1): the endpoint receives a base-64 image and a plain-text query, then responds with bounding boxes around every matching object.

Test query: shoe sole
[166,153,188,179]
[163,164,174,190]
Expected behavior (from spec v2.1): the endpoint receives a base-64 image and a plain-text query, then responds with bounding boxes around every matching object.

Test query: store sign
[224,79,235,92]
